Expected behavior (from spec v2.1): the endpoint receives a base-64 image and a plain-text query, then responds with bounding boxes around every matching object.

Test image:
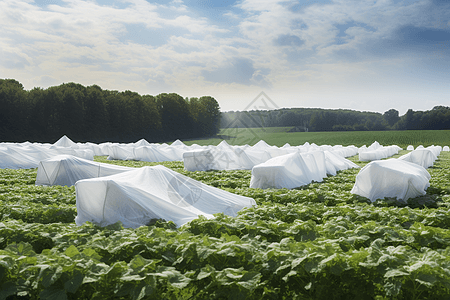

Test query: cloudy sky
[1,0,449,115]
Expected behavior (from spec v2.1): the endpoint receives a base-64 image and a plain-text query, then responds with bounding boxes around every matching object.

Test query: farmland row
[0,150,450,299]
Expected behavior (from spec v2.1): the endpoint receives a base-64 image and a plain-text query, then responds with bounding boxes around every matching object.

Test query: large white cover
[75,165,256,228]
[36,155,135,186]
[351,159,430,202]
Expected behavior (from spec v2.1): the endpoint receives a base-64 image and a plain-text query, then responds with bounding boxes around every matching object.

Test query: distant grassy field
[182,127,450,148]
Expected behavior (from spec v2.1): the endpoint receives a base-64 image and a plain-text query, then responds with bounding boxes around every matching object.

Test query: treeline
[0,79,221,143]
[221,106,450,131]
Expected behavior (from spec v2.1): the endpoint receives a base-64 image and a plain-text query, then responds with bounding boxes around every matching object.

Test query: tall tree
[156,93,194,140]
[0,79,27,140]
[383,109,400,127]
[84,85,108,140]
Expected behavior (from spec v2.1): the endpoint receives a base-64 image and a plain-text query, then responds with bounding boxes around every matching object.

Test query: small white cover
[351,159,430,202]
[36,155,134,186]
[75,165,256,228]
[53,135,78,148]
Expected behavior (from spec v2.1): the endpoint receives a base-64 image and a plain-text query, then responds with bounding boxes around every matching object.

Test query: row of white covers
[358,141,402,161]
[75,165,256,228]
[183,141,359,172]
[407,145,449,152]
[398,146,441,169]
[35,155,256,228]
[249,150,360,189]
[0,143,94,169]
[351,159,431,202]
[108,140,360,163]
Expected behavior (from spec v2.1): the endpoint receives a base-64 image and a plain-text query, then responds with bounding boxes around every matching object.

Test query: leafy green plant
[1,151,450,299]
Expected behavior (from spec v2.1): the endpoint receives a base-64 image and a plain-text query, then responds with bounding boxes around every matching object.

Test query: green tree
[84,85,108,140]
[383,109,400,127]
[194,96,221,136]
[156,93,194,140]
[0,79,27,140]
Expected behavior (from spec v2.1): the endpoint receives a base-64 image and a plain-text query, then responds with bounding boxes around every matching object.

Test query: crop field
[186,128,450,148]
[1,134,450,299]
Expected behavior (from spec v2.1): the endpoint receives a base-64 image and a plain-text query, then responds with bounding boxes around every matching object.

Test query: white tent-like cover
[249,150,359,189]
[36,155,135,186]
[351,159,431,202]
[358,142,402,161]
[0,142,94,169]
[398,148,439,169]
[250,152,324,189]
[75,165,256,228]
[183,140,359,172]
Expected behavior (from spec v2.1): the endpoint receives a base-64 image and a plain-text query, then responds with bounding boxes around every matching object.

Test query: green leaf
[237,271,261,290]
[197,265,215,280]
[5,242,36,256]
[39,286,68,300]
[415,273,438,287]
[384,280,402,296]
[82,248,102,260]
[64,271,84,294]
[384,268,409,278]
[0,281,17,300]
[64,245,80,258]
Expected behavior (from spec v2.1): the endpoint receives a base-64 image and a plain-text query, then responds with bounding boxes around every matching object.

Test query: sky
[1,0,449,115]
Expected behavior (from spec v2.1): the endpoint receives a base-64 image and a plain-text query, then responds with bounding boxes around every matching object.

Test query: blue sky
[0,0,449,115]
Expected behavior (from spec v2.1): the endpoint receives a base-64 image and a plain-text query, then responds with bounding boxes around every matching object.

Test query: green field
[183,128,450,149]
[1,133,450,299]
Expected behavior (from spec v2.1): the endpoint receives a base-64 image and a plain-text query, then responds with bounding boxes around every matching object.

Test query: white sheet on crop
[351,159,430,202]
[75,165,256,228]
[36,154,135,186]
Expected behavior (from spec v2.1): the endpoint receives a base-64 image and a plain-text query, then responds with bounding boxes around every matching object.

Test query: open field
[183,128,450,148]
[1,134,450,299]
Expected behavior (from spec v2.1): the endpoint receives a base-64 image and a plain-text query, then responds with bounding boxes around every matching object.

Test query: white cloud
[0,0,448,114]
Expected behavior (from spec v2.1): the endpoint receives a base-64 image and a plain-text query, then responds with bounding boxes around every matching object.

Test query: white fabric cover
[36,155,134,186]
[250,151,326,189]
[53,135,78,148]
[107,144,134,160]
[324,150,360,176]
[398,148,438,168]
[407,145,414,151]
[427,145,442,157]
[358,143,401,161]
[351,159,430,202]
[0,143,94,169]
[75,165,256,228]
[183,141,358,172]
[444,146,450,151]
[183,147,259,171]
